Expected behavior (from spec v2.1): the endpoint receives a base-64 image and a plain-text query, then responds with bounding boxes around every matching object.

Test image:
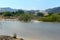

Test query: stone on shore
[0,35,24,40]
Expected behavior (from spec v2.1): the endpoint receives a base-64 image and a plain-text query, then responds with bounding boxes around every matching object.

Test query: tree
[18,14,32,21]
[14,10,24,16]
[37,12,44,16]
[0,12,3,15]
[15,10,24,16]
[48,12,54,16]
[57,12,60,15]
[3,12,13,16]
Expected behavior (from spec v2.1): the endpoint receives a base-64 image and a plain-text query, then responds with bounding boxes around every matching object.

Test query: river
[0,20,60,40]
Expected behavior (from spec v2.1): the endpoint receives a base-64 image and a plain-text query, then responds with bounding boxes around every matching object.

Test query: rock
[0,35,24,40]
[20,38,24,40]
[13,33,17,39]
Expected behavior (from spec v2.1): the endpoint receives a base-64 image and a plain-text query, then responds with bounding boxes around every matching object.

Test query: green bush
[3,12,13,16]
[38,14,60,22]
[18,14,32,21]
[37,12,44,16]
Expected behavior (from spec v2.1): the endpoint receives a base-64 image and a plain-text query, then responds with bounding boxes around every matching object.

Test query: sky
[0,0,60,10]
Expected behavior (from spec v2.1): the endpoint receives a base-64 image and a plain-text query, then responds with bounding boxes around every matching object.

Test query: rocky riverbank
[0,35,24,40]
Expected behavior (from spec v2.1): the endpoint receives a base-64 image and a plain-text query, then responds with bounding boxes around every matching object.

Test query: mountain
[0,7,17,12]
[1,7,60,14]
[46,7,60,13]
[0,7,40,13]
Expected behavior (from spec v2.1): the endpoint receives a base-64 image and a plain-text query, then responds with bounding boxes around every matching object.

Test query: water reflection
[0,21,60,40]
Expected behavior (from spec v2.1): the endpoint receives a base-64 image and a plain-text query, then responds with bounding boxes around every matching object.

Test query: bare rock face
[0,35,24,40]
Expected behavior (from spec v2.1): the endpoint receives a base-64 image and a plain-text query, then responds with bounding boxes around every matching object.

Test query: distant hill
[0,7,40,13]
[1,7,60,14]
[0,7,17,12]
[45,7,60,13]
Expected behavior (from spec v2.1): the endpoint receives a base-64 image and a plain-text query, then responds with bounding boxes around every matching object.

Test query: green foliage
[0,12,3,15]
[17,10,24,14]
[3,12,13,16]
[37,12,44,16]
[1,9,60,22]
[57,12,60,15]
[38,14,60,22]
[15,10,24,16]
[48,12,54,16]
[18,14,32,22]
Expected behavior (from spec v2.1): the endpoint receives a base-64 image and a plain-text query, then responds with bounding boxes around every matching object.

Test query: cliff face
[0,35,24,40]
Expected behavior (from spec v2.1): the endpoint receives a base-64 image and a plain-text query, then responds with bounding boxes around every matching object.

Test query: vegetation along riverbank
[0,9,60,22]
[0,34,24,40]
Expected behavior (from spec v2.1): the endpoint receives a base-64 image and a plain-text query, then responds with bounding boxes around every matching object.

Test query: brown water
[0,21,60,40]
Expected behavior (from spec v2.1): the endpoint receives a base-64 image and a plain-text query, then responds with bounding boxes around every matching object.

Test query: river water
[0,20,60,40]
